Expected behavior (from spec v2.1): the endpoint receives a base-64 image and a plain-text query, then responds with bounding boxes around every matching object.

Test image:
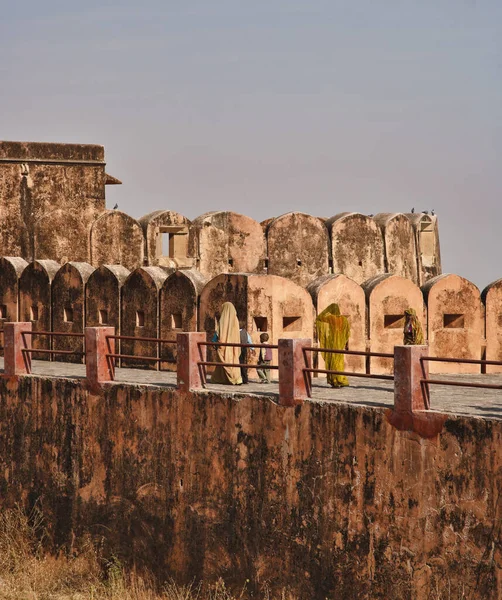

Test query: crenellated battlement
[0,140,440,286]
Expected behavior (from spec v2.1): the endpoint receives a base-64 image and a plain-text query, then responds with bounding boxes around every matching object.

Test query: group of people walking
[210,302,272,386]
[209,301,424,387]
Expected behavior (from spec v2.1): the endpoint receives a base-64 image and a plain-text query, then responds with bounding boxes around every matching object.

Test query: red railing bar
[20,349,82,356]
[422,356,502,366]
[106,353,163,362]
[303,347,394,359]
[106,335,177,344]
[197,361,279,370]
[21,331,85,338]
[303,368,394,381]
[198,342,279,349]
[421,379,502,390]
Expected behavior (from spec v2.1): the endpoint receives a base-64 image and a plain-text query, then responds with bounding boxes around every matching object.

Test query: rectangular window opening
[99,309,108,325]
[228,258,234,267]
[158,227,187,259]
[443,314,464,329]
[0,305,7,319]
[384,315,405,329]
[30,305,39,321]
[136,310,145,327]
[296,259,302,267]
[254,316,268,332]
[171,313,183,329]
[264,258,269,269]
[283,316,302,332]
[161,232,171,257]
[64,306,74,323]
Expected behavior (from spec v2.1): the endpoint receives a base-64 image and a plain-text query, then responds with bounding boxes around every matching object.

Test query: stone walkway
[3,358,502,420]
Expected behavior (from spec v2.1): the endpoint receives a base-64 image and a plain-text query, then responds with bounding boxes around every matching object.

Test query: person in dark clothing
[239,324,253,383]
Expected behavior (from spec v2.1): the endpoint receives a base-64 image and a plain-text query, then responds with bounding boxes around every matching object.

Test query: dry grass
[0,506,292,600]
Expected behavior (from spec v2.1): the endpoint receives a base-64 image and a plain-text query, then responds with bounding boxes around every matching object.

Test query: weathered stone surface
[18,259,60,359]
[121,267,172,368]
[159,269,207,369]
[266,212,330,287]
[406,213,442,285]
[328,213,385,284]
[0,375,500,599]
[374,212,418,283]
[86,265,130,330]
[423,274,482,374]
[0,257,28,353]
[308,274,366,373]
[189,212,266,279]
[364,274,425,374]
[482,279,502,374]
[52,262,95,362]
[90,211,144,270]
[0,141,110,262]
[140,210,193,269]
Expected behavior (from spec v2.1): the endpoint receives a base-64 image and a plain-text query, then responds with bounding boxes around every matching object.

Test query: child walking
[257,332,272,383]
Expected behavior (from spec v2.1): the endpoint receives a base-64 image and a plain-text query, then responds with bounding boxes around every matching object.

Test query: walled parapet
[86,264,130,331]
[90,210,144,270]
[363,274,425,374]
[0,257,28,323]
[374,213,418,283]
[160,269,207,369]
[266,212,330,287]
[0,257,28,355]
[52,262,95,362]
[19,259,60,359]
[406,212,441,285]
[121,266,172,368]
[140,210,193,269]
[189,211,266,279]
[423,274,481,374]
[200,273,314,369]
[327,213,385,284]
[307,274,366,373]
[482,279,502,374]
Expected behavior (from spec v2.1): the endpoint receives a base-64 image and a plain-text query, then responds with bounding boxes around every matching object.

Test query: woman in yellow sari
[316,303,350,388]
[403,308,424,345]
[210,302,243,385]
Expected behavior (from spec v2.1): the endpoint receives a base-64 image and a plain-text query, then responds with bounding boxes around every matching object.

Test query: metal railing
[105,334,178,379]
[420,356,502,407]
[197,341,279,387]
[302,347,394,398]
[20,330,86,373]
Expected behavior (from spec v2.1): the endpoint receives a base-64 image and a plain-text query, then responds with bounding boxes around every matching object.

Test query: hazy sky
[1,1,501,288]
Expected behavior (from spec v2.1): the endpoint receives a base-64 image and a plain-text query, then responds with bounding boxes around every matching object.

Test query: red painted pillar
[393,345,429,413]
[278,338,311,407]
[4,322,32,376]
[177,332,207,391]
[85,327,115,387]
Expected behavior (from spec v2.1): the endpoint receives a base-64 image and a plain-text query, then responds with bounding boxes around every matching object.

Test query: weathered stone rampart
[0,373,499,599]
[0,259,501,373]
[0,140,441,286]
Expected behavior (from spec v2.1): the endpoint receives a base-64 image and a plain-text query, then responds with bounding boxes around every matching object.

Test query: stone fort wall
[0,141,440,286]
[0,375,499,599]
[0,257,500,375]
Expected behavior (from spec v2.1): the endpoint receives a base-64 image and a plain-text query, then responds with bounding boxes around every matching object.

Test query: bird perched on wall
[423,210,429,215]
[431,209,435,216]
[411,208,415,213]
[113,203,118,210]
